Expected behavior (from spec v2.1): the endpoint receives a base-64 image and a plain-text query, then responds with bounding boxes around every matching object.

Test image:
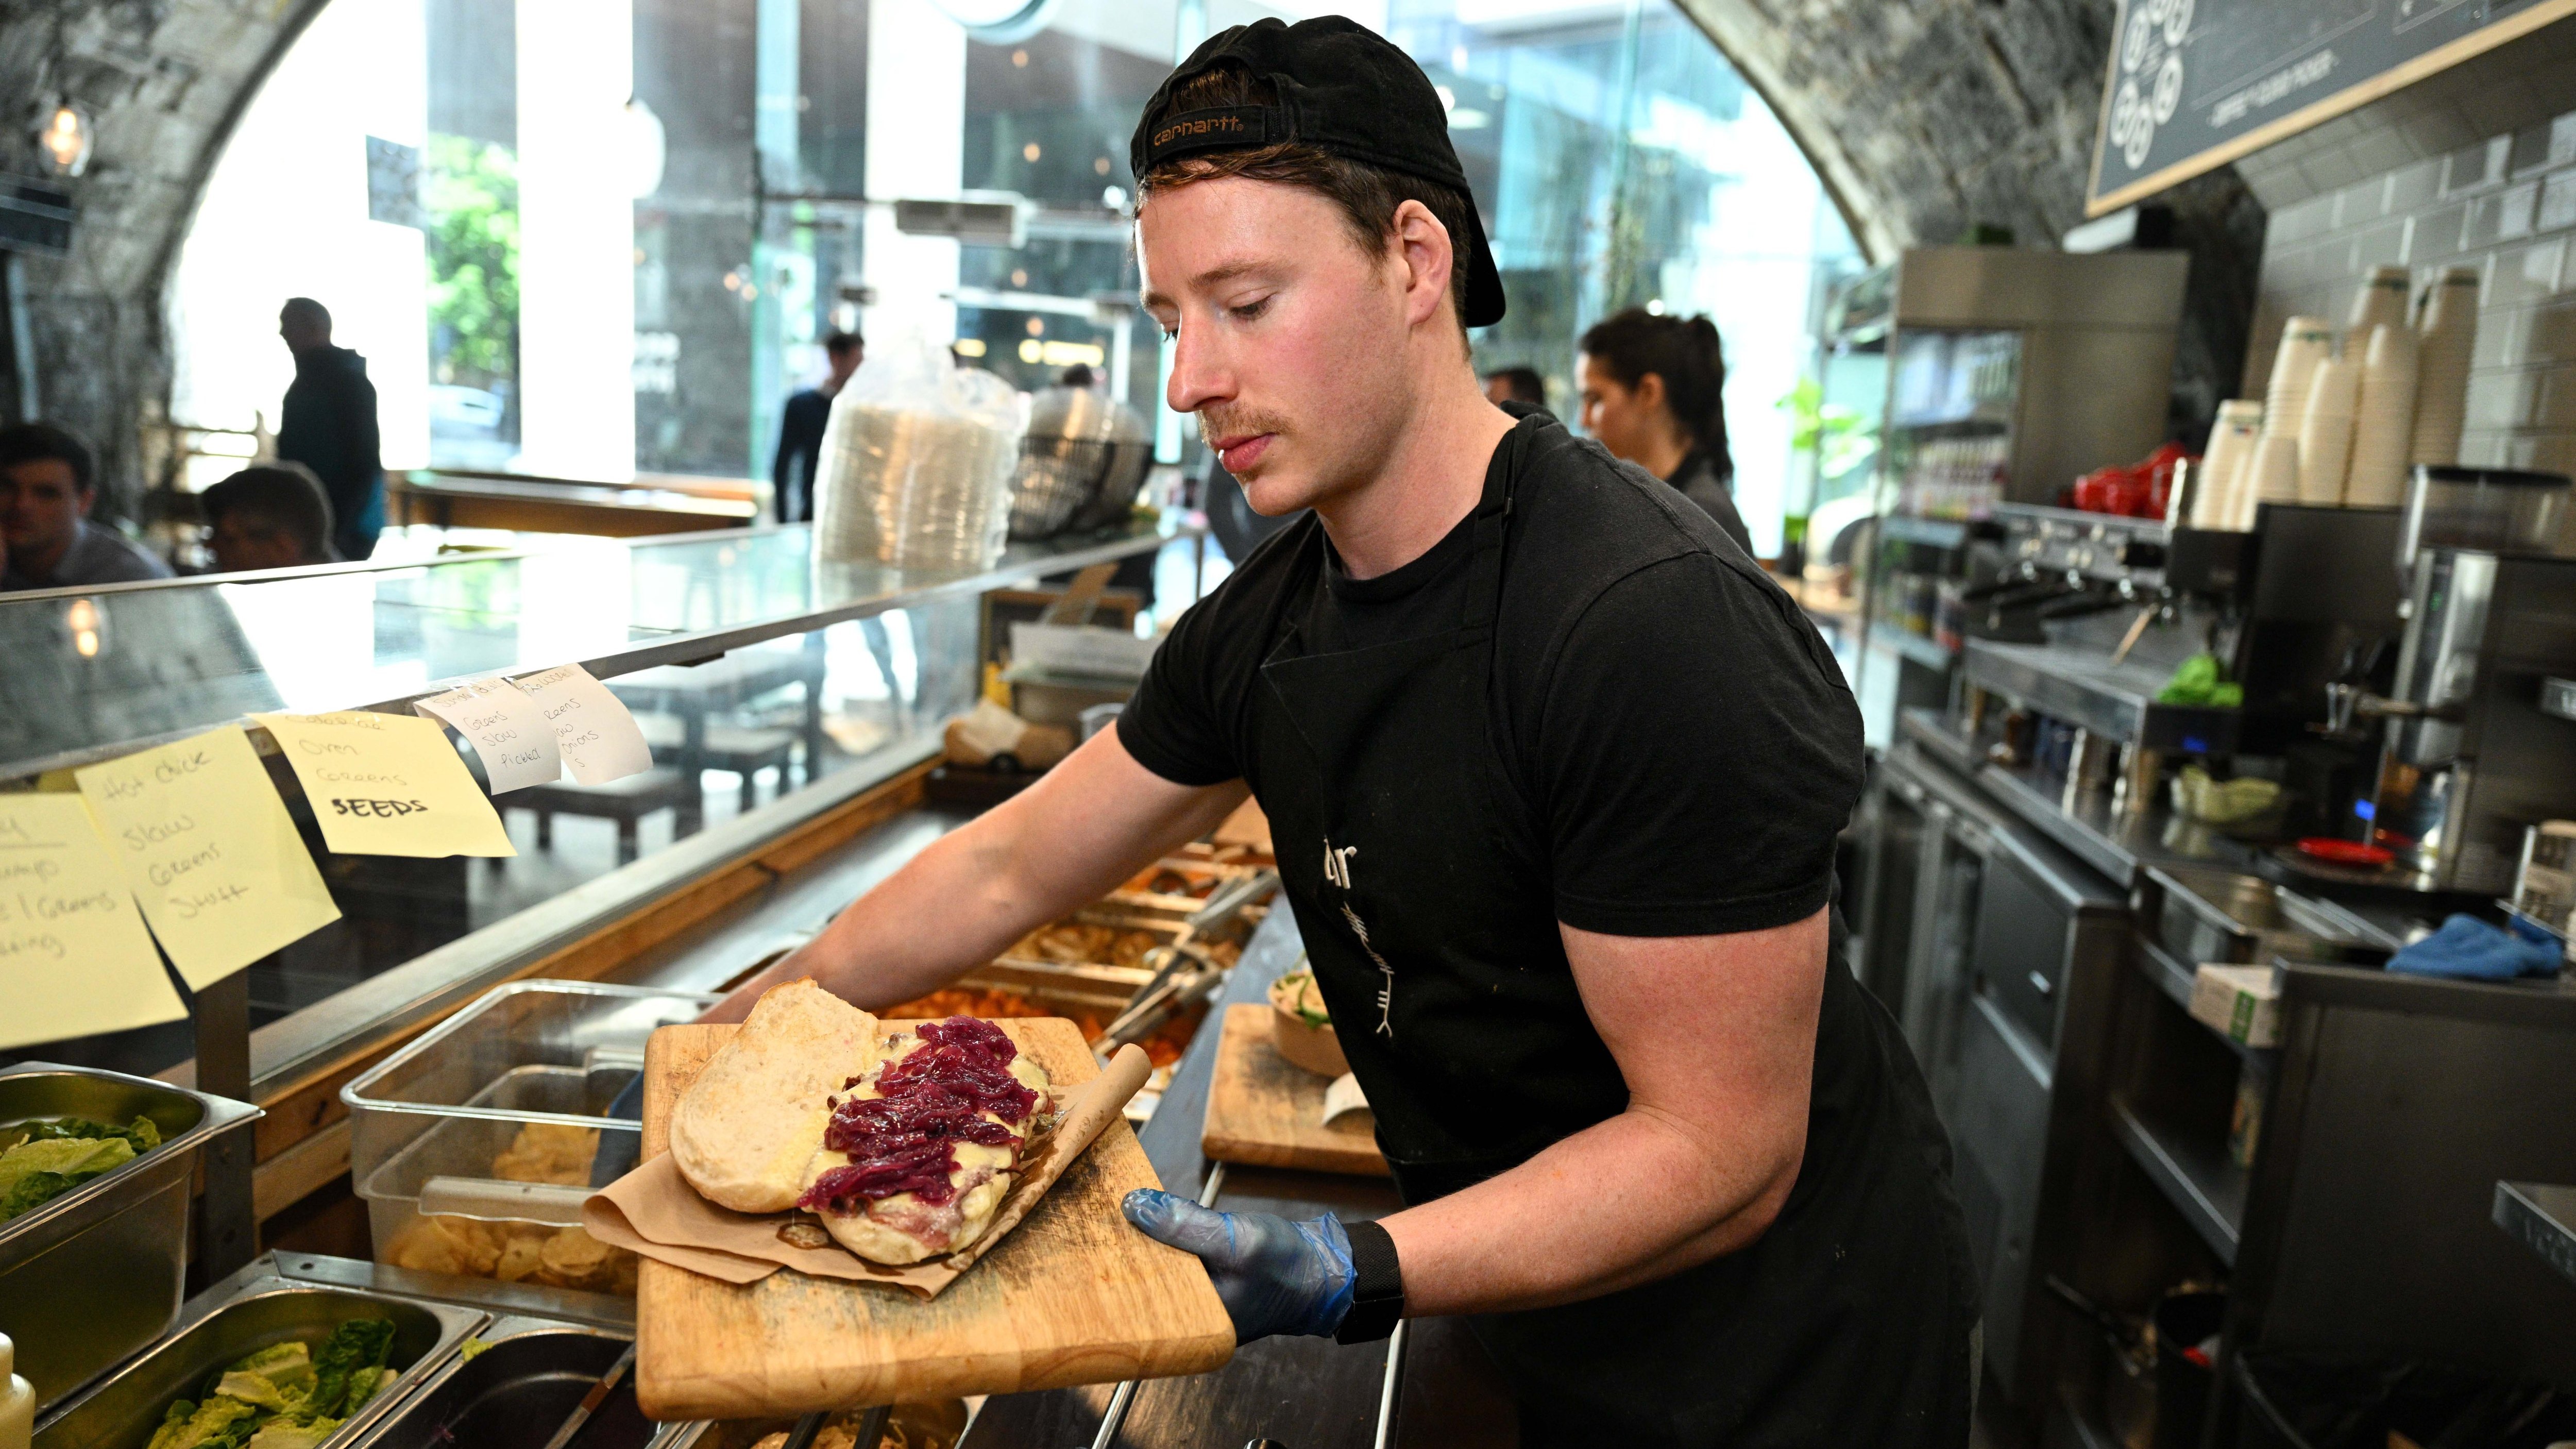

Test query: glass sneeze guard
[0,519,1179,781]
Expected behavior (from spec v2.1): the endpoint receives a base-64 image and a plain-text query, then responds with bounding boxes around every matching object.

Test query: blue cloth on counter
[2386,914,2565,980]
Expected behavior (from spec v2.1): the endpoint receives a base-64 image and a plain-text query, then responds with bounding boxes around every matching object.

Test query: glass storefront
[168,0,1856,552]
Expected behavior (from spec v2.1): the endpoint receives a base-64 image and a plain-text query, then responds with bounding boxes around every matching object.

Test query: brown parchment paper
[583,1041,1151,1301]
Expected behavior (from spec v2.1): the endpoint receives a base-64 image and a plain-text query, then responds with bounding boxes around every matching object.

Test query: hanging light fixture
[621,96,666,201]
[39,99,93,178]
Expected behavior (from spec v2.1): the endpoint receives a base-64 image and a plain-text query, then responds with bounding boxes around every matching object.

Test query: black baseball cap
[1130,16,1506,328]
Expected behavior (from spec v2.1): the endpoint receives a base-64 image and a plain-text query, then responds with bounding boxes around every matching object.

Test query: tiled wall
[2235,18,2576,477]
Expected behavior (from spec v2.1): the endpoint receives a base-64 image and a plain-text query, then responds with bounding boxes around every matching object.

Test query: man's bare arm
[706,724,1248,1021]
[1376,908,1827,1315]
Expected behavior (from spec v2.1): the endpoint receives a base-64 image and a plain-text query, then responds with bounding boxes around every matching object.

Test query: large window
[168,0,1856,551]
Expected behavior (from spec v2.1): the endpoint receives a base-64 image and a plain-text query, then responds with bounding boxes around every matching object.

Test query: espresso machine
[2354,547,2576,892]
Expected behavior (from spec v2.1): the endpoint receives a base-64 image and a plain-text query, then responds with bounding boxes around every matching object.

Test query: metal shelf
[2493,1182,2576,1287]
[2544,676,2576,723]
[1868,628,1958,671]
[2136,938,2273,1062]
[1963,636,2242,754]
[1876,515,1972,549]
[2111,1096,2247,1267]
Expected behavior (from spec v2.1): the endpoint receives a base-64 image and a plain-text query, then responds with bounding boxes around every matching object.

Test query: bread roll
[670,980,882,1213]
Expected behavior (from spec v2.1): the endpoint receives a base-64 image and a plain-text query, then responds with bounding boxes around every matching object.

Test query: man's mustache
[1197,408,1293,447]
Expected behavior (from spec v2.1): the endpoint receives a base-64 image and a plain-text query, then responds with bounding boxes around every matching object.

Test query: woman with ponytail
[1577,308,1752,556]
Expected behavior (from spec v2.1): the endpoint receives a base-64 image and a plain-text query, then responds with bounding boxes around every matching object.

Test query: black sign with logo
[2088,0,2576,214]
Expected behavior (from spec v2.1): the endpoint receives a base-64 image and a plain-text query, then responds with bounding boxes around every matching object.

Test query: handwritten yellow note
[75,727,342,989]
[253,712,517,859]
[0,795,189,1050]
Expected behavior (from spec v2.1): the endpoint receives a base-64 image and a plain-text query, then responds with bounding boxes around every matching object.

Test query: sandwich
[796,1016,1053,1265]
[668,980,882,1213]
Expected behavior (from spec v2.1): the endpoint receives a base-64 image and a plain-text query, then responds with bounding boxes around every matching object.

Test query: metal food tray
[0,1062,262,1415]
[32,1276,484,1449]
[351,1313,683,1449]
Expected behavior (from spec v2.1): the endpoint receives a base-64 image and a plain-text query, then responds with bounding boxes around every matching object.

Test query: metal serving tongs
[1095,940,1227,1056]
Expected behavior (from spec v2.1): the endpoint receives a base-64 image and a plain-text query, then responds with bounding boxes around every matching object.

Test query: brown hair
[1580,308,1732,480]
[1138,64,1475,325]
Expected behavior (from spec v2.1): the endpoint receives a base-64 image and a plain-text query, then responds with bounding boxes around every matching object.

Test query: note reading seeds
[253,711,517,859]
[74,726,341,989]
[0,794,189,1049]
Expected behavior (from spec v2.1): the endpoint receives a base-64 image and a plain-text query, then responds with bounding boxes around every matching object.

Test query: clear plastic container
[2399,465,2572,562]
[341,981,718,1298]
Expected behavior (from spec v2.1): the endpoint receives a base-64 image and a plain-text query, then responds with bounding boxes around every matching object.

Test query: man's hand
[703,726,1246,1022]
[1123,1190,1356,1342]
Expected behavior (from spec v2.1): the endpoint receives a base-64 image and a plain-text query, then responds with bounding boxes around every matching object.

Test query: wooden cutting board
[632,1018,1233,1419]
[1200,1004,1388,1177]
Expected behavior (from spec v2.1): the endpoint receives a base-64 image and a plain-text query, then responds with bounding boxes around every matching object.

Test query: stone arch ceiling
[1671,0,2265,432]
[1,0,328,512]
[0,0,2259,516]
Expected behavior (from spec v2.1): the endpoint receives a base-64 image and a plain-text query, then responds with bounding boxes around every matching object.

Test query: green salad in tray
[147,1319,399,1449]
[0,1115,161,1221]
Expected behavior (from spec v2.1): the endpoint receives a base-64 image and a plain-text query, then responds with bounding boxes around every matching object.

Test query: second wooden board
[1201,1004,1388,1177]
[633,1018,1233,1420]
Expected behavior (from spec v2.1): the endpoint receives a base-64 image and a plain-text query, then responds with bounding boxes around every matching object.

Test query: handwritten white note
[74,727,341,989]
[509,664,653,786]
[0,795,189,1049]
[253,712,517,859]
[415,677,563,793]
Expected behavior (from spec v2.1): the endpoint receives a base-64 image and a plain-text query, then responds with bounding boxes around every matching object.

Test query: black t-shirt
[1121,416,1862,940]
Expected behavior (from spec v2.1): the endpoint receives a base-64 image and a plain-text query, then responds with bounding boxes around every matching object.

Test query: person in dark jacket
[1578,307,1753,558]
[772,330,865,523]
[276,297,384,561]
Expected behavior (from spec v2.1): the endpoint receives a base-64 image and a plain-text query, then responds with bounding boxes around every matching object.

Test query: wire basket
[1009,386,1154,542]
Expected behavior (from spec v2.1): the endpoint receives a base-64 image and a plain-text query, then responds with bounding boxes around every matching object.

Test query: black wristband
[1334,1218,1404,1344]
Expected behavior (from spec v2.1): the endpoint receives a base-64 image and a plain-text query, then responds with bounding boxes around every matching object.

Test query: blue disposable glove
[1122,1188,1356,1343]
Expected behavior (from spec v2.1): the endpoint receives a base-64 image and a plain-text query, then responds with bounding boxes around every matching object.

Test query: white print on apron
[1339,902,1396,1040]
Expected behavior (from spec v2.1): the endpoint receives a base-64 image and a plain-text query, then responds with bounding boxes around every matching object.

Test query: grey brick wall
[2236,16,2576,477]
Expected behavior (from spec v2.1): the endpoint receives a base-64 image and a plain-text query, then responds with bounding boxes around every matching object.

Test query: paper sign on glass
[415,678,563,793]
[0,794,188,1050]
[510,664,653,785]
[74,727,341,989]
[253,711,517,859]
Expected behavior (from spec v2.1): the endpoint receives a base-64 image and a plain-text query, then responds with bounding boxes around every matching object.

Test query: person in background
[276,297,385,562]
[1057,362,1099,389]
[1482,364,1546,409]
[773,330,865,524]
[0,422,173,591]
[1578,308,1752,558]
[200,462,337,575]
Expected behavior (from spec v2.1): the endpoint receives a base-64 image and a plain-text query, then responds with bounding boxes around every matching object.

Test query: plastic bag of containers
[812,335,1029,570]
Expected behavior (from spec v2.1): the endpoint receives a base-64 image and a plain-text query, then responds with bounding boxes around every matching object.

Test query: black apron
[1249,417,1977,1446]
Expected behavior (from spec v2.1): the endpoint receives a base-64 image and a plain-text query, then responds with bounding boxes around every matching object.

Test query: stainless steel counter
[2494,1182,2576,1288]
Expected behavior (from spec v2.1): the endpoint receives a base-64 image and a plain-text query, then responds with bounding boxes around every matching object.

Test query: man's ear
[1389,199,1455,330]
[77,487,98,519]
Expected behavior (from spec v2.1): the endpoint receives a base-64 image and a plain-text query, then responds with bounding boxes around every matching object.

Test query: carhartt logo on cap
[1145,106,1273,163]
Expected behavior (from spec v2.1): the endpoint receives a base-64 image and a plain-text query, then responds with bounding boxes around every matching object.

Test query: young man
[0,422,173,591]
[200,462,338,574]
[715,20,1975,1444]
[772,330,865,524]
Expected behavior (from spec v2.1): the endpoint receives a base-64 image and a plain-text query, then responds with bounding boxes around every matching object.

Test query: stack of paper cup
[2192,400,2265,529]
[2244,432,2303,523]
[2350,265,2412,338]
[2297,358,2362,504]
[2246,428,2308,518]
[2410,266,2481,467]
[2345,324,2419,507]
[2264,316,2338,437]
